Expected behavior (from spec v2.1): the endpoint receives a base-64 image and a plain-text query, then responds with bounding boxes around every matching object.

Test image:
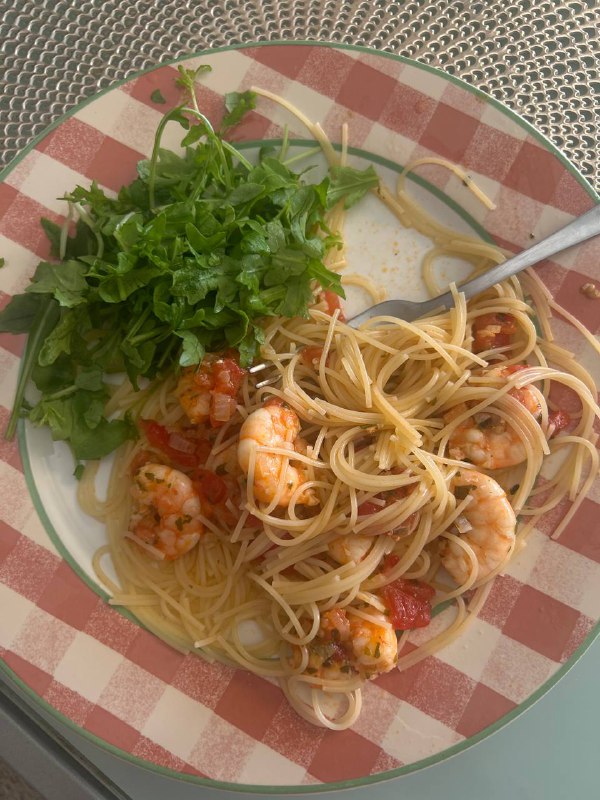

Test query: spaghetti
[84,95,600,729]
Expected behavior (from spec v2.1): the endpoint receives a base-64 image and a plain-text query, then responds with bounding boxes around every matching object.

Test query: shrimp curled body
[448,365,542,469]
[238,402,318,506]
[441,469,516,585]
[129,464,204,560]
[302,608,398,680]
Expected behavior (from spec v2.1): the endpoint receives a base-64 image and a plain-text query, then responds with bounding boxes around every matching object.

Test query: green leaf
[278,272,314,318]
[326,165,379,209]
[40,218,63,258]
[185,222,226,253]
[31,356,76,394]
[221,90,256,132]
[25,260,88,307]
[176,64,212,91]
[150,89,166,104]
[38,311,79,366]
[307,259,345,296]
[171,263,219,304]
[98,268,160,303]
[70,415,137,461]
[227,182,265,207]
[0,293,45,333]
[75,365,105,392]
[176,330,205,367]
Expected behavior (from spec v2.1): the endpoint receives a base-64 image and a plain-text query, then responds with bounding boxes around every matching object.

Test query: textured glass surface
[1,1,598,183]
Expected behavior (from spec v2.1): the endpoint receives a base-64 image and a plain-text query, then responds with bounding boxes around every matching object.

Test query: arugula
[150,89,166,105]
[0,72,379,464]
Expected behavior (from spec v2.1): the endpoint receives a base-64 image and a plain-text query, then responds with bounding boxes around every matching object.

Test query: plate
[1,42,599,791]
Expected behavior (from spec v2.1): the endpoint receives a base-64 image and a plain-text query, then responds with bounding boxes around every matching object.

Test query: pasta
[83,99,600,730]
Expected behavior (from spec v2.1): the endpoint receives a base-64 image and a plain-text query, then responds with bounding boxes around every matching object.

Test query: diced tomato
[547,409,570,437]
[246,513,263,528]
[323,290,346,322]
[357,501,382,516]
[140,419,210,469]
[301,346,325,366]
[381,578,435,630]
[213,358,246,396]
[192,468,228,505]
[472,313,517,353]
[382,554,399,573]
[140,419,170,450]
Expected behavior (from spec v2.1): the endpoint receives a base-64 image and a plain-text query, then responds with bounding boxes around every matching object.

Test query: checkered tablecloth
[1,14,599,792]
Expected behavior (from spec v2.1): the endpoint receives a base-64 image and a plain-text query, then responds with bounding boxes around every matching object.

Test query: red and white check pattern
[1,44,599,787]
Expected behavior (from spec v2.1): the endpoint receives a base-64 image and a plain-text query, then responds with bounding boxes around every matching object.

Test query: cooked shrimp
[447,405,527,469]
[129,464,204,560]
[441,469,516,585]
[303,608,397,679]
[177,357,245,427]
[488,364,543,417]
[447,364,542,469]
[328,534,372,565]
[348,614,398,676]
[177,367,211,424]
[238,401,318,506]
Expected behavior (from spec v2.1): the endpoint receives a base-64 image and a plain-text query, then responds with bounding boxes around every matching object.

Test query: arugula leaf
[0,84,376,462]
[0,293,46,334]
[176,330,205,367]
[150,89,166,104]
[221,91,257,132]
[326,165,379,209]
[40,218,63,258]
[25,260,88,307]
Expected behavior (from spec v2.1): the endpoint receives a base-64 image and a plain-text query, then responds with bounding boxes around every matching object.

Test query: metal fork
[349,202,600,326]
[250,202,600,379]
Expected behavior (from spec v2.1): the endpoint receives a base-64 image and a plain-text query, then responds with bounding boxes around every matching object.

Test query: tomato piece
[139,419,199,469]
[357,501,382,516]
[548,409,570,437]
[246,513,263,528]
[206,357,247,428]
[140,419,170,449]
[213,358,246,396]
[301,346,325,366]
[323,290,346,322]
[382,554,399,573]
[192,468,228,505]
[472,313,516,353]
[381,578,435,630]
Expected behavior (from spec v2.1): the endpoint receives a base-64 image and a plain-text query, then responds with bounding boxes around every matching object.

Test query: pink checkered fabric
[0,44,599,788]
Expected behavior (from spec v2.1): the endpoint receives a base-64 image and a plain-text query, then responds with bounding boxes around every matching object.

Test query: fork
[348,202,600,327]
[250,202,600,378]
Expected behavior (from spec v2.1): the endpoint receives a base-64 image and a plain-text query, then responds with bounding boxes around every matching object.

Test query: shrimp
[238,401,318,506]
[303,608,398,679]
[328,534,373,565]
[441,469,516,585]
[348,614,398,676]
[177,367,211,424]
[129,464,204,560]
[447,364,542,469]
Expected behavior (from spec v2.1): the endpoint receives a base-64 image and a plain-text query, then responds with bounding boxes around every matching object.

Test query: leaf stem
[5,297,59,440]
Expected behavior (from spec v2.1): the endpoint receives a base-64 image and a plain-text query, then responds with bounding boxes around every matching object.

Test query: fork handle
[416,202,600,317]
